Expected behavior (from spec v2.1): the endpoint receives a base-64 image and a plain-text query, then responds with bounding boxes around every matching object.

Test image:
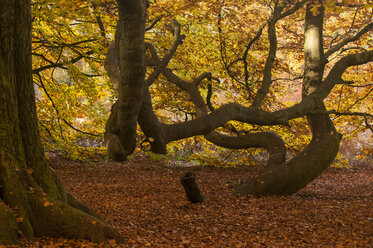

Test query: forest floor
[17,155,372,248]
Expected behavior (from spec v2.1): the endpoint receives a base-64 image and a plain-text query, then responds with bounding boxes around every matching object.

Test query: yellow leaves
[91,220,97,225]
[310,3,322,16]
[29,0,371,169]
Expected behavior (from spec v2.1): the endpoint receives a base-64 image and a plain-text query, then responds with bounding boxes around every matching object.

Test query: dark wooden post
[180,172,204,203]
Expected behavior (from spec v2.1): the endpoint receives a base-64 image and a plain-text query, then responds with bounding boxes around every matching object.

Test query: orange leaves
[16,217,24,223]
[108,239,117,245]
[15,159,369,247]
[42,197,53,207]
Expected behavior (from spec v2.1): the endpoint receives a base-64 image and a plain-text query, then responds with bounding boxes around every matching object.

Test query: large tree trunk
[0,0,123,245]
[234,1,342,196]
[105,0,147,161]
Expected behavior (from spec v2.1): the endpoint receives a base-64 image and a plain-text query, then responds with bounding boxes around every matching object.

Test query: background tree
[0,0,123,245]
[30,0,372,166]
[104,0,372,195]
[27,0,371,191]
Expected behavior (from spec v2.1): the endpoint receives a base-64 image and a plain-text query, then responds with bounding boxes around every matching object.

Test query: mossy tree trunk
[0,0,123,245]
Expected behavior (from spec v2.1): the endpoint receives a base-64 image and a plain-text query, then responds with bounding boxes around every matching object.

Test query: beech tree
[104,0,372,195]
[0,0,123,244]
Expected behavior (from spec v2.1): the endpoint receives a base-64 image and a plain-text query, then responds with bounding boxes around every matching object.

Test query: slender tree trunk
[0,0,123,244]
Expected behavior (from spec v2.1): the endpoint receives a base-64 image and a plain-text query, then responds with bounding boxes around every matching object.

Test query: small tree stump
[180,172,204,203]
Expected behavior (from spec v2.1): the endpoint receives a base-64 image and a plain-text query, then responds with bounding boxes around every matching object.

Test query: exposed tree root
[28,195,123,243]
[233,109,342,194]
[234,124,341,195]
[0,169,124,244]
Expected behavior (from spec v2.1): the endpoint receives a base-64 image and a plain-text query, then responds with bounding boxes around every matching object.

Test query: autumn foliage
[31,0,372,165]
[1,0,372,246]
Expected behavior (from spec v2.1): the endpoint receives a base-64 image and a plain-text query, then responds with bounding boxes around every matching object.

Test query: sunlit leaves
[32,0,372,164]
[32,0,116,159]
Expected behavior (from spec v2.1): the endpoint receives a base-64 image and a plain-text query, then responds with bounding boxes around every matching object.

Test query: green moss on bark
[29,195,124,243]
[0,203,19,245]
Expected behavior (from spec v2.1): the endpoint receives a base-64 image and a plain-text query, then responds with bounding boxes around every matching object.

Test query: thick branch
[104,42,120,90]
[323,51,373,96]
[146,20,185,86]
[252,0,309,107]
[251,18,278,107]
[152,50,372,144]
[146,15,163,31]
[205,132,286,166]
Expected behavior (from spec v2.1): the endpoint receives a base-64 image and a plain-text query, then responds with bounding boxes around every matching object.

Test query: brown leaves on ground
[18,156,372,247]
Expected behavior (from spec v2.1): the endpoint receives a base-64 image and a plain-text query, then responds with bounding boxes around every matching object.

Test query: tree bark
[234,109,342,195]
[234,1,342,196]
[0,0,123,244]
[104,0,147,161]
[113,0,147,161]
[103,1,371,197]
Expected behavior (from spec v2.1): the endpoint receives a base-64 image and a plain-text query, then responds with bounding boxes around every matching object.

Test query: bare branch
[32,51,94,74]
[242,22,267,86]
[322,51,373,99]
[365,118,373,133]
[34,38,97,48]
[35,73,100,137]
[146,15,164,31]
[146,20,186,86]
[96,15,107,38]
[328,110,373,133]
[206,83,215,112]
[275,0,310,21]
[324,22,373,59]
[251,18,277,107]
[251,0,309,107]
[193,72,212,86]
[328,110,373,119]
[338,83,373,88]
